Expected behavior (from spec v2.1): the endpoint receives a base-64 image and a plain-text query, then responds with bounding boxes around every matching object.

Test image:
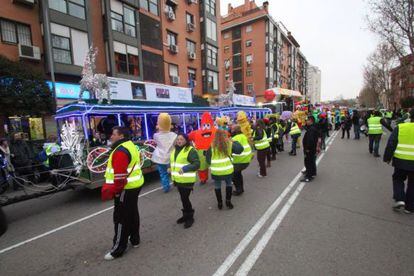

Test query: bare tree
[367,0,414,57]
[358,85,378,107]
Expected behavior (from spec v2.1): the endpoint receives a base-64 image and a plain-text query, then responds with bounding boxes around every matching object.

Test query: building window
[206,18,217,41]
[233,55,241,68]
[52,34,72,64]
[207,70,218,90]
[246,25,252,33]
[223,32,230,39]
[247,83,254,93]
[224,46,230,53]
[232,27,241,40]
[169,63,178,77]
[204,0,216,16]
[111,6,136,37]
[128,54,139,76]
[114,52,139,76]
[167,31,177,46]
[142,50,164,83]
[186,12,194,25]
[246,54,253,64]
[0,20,32,45]
[233,69,242,82]
[115,52,128,74]
[165,3,176,16]
[48,0,86,19]
[186,39,196,54]
[188,68,196,84]
[140,14,162,50]
[232,41,241,54]
[246,40,252,47]
[140,0,159,16]
[207,44,218,66]
[234,83,243,94]
[246,70,252,77]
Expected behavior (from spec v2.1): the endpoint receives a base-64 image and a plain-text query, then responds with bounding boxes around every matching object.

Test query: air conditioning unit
[165,10,176,20]
[13,0,35,6]
[188,52,196,60]
[170,76,180,85]
[187,23,195,32]
[169,44,178,54]
[18,44,41,60]
[187,0,197,4]
[247,60,253,65]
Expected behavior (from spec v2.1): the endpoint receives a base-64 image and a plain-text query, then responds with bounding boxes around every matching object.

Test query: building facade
[307,65,321,105]
[220,0,308,102]
[0,0,221,105]
[390,54,414,109]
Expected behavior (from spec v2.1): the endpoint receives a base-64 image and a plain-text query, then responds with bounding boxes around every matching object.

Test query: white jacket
[151,131,177,164]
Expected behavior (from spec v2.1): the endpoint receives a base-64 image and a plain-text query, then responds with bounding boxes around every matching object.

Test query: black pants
[342,128,350,139]
[233,163,248,192]
[177,185,193,211]
[257,148,269,176]
[368,134,382,155]
[304,152,317,178]
[270,141,277,160]
[291,134,300,154]
[111,187,141,257]
[392,168,414,211]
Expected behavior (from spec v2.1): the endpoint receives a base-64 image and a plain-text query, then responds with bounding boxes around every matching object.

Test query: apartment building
[390,54,414,110]
[220,0,308,102]
[0,0,221,105]
[307,65,321,105]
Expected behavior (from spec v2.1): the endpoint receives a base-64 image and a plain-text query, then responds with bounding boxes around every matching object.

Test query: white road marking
[235,131,338,275]
[0,186,163,255]
[212,131,338,276]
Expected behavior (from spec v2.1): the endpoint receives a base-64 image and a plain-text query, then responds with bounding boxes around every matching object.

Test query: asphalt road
[1,130,413,276]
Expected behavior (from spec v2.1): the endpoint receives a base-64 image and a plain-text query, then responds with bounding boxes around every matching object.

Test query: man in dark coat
[301,116,320,182]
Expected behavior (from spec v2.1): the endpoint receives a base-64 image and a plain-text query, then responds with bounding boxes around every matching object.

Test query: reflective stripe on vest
[273,124,279,139]
[210,145,234,176]
[253,131,270,150]
[289,123,301,135]
[232,134,253,164]
[367,116,383,134]
[104,141,144,189]
[170,146,197,184]
[394,123,414,161]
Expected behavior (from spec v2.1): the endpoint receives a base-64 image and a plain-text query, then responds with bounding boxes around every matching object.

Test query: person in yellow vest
[231,124,253,196]
[367,110,393,157]
[269,117,279,160]
[288,119,302,156]
[101,126,144,261]
[384,109,414,213]
[253,119,271,178]
[169,133,200,228]
[206,129,243,209]
[263,118,273,167]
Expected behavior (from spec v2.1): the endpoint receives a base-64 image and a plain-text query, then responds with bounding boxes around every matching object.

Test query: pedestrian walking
[367,110,393,157]
[101,126,144,260]
[301,116,320,182]
[269,117,279,160]
[253,119,270,177]
[341,113,352,139]
[276,119,286,152]
[288,119,301,156]
[383,109,414,213]
[263,118,273,167]
[206,129,243,210]
[231,124,253,196]
[152,113,177,193]
[352,110,361,140]
[169,133,199,228]
[317,113,329,150]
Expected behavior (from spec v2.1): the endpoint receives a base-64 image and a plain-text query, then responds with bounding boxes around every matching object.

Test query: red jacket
[101,146,130,201]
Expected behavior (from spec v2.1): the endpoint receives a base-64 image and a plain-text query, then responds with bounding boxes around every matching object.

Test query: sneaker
[373,154,381,158]
[300,177,312,183]
[393,201,405,212]
[104,252,115,261]
[257,173,264,178]
[403,209,413,214]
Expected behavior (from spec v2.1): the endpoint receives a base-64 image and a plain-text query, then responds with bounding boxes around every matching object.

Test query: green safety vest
[43,143,60,166]
[272,123,279,139]
[367,116,383,135]
[105,141,144,189]
[394,123,414,161]
[289,122,301,135]
[253,130,270,150]
[385,112,393,119]
[210,144,234,176]
[266,128,273,142]
[232,134,253,164]
[170,146,197,184]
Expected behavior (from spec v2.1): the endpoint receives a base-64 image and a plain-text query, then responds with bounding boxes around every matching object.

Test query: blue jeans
[214,177,232,189]
[157,164,170,192]
[353,124,360,139]
[291,134,300,154]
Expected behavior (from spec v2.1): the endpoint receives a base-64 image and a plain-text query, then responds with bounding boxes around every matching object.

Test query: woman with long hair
[169,133,200,228]
[206,129,243,209]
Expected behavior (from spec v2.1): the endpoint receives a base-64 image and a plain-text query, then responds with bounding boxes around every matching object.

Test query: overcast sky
[220,0,379,101]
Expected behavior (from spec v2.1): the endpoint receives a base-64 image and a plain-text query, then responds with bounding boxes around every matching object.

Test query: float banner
[233,94,256,106]
[47,81,90,99]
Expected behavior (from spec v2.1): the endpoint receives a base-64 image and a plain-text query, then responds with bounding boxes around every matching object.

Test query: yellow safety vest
[232,134,253,164]
[289,122,301,135]
[368,116,383,135]
[253,130,270,150]
[170,146,197,184]
[394,123,414,161]
[210,144,234,176]
[104,141,144,189]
